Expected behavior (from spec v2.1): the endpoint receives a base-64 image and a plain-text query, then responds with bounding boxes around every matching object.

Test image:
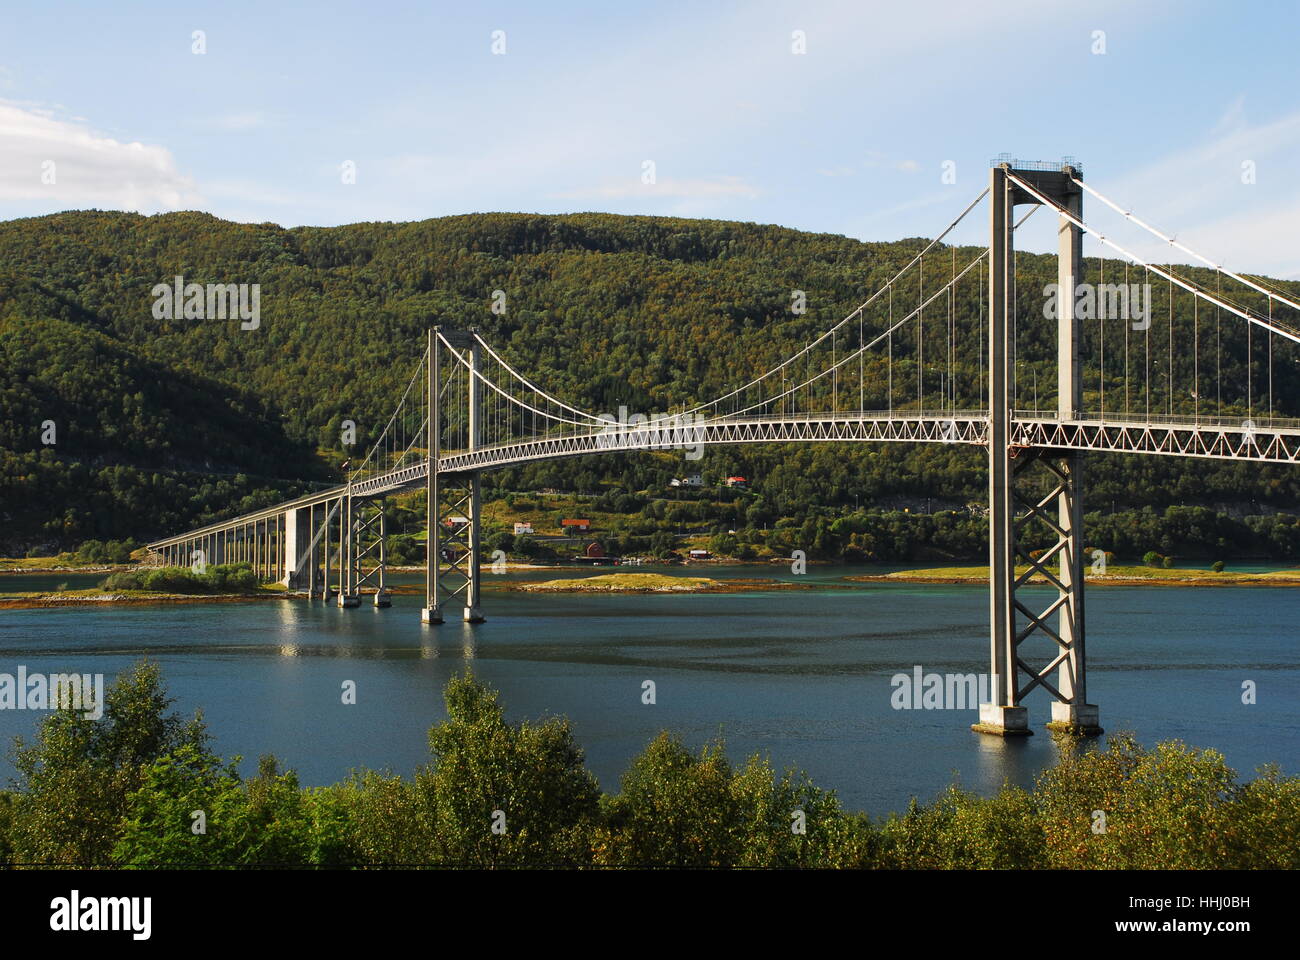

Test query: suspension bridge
[147,160,1300,737]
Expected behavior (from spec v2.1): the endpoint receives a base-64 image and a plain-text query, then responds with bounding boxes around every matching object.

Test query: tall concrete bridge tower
[978,161,1099,736]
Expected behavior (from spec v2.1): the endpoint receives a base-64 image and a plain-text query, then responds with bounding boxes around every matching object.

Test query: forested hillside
[1,208,1298,560]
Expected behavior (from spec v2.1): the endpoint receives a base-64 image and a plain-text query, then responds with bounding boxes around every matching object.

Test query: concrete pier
[281,506,311,589]
[971,704,1032,737]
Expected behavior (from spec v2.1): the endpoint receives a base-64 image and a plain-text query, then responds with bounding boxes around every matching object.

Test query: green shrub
[337,772,433,866]
[594,732,874,868]
[99,563,259,595]
[104,540,137,564]
[877,784,1045,869]
[709,534,738,557]
[0,792,14,867]
[303,781,374,867]
[421,672,600,867]
[8,662,208,866]
[8,664,1299,870]
[141,567,204,593]
[595,733,740,867]
[1214,765,1300,869]
[1036,733,1251,869]
[115,750,312,868]
[76,539,107,563]
[203,564,257,593]
[101,570,146,591]
[727,754,873,868]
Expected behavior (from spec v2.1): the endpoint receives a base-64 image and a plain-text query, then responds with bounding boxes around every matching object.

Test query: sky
[2,0,1299,276]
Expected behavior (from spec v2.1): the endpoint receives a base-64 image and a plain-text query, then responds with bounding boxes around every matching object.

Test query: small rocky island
[513,573,814,594]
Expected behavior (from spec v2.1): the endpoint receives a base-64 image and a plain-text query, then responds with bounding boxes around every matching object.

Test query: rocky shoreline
[0,591,286,610]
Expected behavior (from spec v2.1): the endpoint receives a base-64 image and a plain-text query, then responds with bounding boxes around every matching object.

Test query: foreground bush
[1036,734,1300,869]
[877,784,1047,869]
[7,662,207,865]
[2,662,1297,868]
[115,750,313,867]
[592,733,872,867]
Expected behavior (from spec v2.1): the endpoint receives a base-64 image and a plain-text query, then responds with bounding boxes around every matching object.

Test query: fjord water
[1,566,1296,816]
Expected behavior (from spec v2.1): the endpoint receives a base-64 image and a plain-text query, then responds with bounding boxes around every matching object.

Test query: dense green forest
[1,208,1298,560]
[2,662,1295,868]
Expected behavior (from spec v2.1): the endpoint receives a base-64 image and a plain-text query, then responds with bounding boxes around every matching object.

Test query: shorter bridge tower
[422,327,486,624]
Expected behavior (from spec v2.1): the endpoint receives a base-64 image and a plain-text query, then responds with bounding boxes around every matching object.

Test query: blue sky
[2,0,1299,275]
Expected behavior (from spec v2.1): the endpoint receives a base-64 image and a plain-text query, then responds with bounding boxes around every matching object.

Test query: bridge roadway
[146,409,1300,552]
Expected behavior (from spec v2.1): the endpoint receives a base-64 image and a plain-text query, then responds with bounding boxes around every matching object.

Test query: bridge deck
[146,410,1300,550]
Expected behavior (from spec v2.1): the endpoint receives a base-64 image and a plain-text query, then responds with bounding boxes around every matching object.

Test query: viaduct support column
[282,506,312,590]
[306,504,319,597]
[321,504,333,599]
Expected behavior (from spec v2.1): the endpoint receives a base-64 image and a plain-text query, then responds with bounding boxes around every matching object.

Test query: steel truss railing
[148,408,1300,554]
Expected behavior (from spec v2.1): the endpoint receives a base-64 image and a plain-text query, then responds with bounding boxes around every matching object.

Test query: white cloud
[0,100,201,212]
